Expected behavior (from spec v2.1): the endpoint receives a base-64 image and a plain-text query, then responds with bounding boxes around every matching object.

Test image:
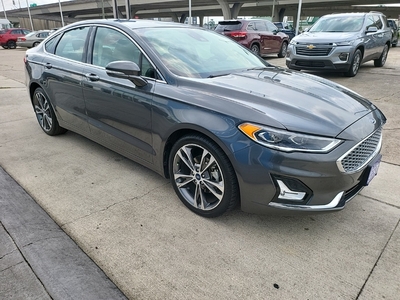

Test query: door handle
[85,73,100,81]
[45,63,52,69]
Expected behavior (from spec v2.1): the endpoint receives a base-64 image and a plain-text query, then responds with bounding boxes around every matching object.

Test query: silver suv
[286,12,392,77]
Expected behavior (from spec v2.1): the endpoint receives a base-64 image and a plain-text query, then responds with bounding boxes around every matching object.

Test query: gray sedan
[24,20,386,217]
[17,30,50,48]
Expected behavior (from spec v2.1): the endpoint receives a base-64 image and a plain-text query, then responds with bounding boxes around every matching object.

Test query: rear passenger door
[41,26,90,134]
[82,26,157,163]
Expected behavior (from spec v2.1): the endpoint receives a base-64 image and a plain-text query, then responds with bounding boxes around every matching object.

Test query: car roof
[63,19,191,31]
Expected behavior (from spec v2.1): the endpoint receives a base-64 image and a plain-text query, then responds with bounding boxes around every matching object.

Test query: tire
[278,41,288,58]
[169,134,239,218]
[32,87,67,136]
[344,49,362,77]
[250,44,260,56]
[7,40,16,49]
[374,44,389,67]
[1,45,8,49]
[33,42,40,47]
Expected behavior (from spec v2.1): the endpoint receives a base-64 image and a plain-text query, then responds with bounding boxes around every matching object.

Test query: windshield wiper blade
[208,73,230,78]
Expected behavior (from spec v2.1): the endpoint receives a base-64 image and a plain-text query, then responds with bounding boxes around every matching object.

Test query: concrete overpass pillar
[198,15,204,27]
[171,14,179,22]
[230,3,243,19]
[179,13,187,23]
[216,0,231,20]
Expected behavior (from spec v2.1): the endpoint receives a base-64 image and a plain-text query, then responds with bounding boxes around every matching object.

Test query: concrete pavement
[1,47,399,299]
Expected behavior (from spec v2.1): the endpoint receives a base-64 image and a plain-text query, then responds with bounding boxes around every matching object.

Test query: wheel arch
[162,126,237,180]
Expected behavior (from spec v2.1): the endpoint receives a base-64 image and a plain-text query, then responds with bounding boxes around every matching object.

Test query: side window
[373,15,383,29]
[92,27,155,78]
[92,27,140,68]
[23,30,31,35]
[255,21,267,31]
[266,21,278,32]
[247,22,255,31]
[55,27,90,62]
[365,16,375,31]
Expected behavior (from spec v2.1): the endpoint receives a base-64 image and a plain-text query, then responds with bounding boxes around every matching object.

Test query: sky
[1,0,400,14]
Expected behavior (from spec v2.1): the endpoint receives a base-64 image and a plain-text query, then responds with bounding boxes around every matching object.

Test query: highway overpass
[3,0,400,30]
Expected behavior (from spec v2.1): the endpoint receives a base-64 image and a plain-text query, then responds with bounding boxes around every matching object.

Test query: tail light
[231,31,247,39]
[18,37,26,41]
[227,31,247,40]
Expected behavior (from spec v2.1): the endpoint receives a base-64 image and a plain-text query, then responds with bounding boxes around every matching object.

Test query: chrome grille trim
[295,44,333,56]
[337,128,383,173]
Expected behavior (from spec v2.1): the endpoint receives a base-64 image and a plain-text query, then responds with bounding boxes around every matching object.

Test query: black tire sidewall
[32,87,59,135]
[169,134,238,217]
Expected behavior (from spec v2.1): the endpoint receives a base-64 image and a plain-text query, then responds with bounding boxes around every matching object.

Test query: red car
[215,19,289,58]
[0,28,31,49]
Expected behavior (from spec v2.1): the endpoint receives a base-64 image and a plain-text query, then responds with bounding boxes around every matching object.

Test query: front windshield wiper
[246,66,276,71]
[207,73,230,78]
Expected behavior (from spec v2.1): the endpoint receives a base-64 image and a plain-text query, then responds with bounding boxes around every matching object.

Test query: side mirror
[366,26,378,33]
[106,61,147,87]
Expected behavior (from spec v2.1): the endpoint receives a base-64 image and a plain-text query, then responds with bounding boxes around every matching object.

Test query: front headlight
[238,123,342,153]
[334,41,353,46]
[289,39,297,45]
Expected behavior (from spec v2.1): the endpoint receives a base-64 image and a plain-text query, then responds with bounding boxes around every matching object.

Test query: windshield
[137,27,269,78]
[310,16,364,33]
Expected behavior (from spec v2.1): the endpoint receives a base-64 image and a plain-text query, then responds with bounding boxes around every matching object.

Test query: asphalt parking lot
[1,46,399,299]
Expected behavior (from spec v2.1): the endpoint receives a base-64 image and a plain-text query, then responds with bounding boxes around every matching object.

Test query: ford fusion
[24,20,386,217]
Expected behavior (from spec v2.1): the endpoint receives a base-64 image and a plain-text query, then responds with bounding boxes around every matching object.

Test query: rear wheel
[250,44,260,56]
[169,134,239,218]
[374,44,389,67]
[7,40,16,49]
[32,88,67,136]
[1,45,8,49]
[278,41,288,58]
[345,49,362,77]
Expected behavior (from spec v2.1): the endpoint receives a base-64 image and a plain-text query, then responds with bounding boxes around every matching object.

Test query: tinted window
[365,16,375,31]
[373,15,383,29]
[215,21,243,32]
[266,21,278,32]
[55,27,89,62]
[92,27,154,78]
[247,22,255,30]
[255,21,267,31]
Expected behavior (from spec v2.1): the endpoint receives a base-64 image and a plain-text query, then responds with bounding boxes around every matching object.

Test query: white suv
[286,12,392,77]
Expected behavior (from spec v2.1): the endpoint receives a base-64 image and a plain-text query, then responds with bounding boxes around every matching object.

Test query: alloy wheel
[172,143,225,211]
[34,91,53,132]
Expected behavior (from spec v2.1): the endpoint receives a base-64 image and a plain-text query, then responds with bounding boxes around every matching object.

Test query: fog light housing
[339,53,349,61]
[271,175,312,205]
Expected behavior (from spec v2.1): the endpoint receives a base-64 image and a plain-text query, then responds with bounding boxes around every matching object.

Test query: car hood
[182,67,377,137]
[292,31,358,43]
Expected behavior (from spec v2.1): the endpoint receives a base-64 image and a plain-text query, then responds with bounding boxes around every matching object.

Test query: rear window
[215,21,243,32]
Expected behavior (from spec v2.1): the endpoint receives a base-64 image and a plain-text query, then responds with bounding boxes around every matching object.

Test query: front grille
[295,45,333,56]
[338,128,382,173]
[295,60,326,67]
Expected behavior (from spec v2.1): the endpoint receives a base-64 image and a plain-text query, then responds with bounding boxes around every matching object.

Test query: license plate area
[361,155,381,186]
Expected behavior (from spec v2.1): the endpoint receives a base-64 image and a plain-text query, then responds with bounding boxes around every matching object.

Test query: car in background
[17,30,51,48]
[286,12,392,77]
[387,19,398,47]
[274,21,296,40]
[215,19,289,58]
[0,28,31,49]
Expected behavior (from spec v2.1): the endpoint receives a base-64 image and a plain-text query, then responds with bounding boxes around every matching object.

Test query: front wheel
[278,41,288,58]
[32,88,67,136]
[374,44,389,67]
[344,49,362,77]
[33,41,40,47]
[169,134,239,217]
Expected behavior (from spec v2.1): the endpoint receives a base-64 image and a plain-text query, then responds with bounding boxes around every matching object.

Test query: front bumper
[232,110,385,215]
[286,44,356,71]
